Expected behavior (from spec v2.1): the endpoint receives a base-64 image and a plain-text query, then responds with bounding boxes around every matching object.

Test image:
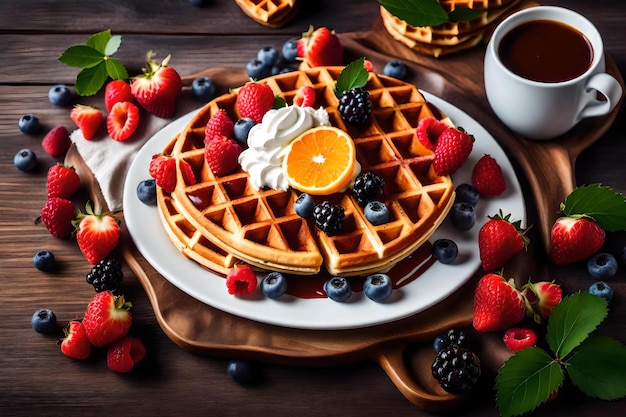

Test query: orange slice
[283,126,356,195]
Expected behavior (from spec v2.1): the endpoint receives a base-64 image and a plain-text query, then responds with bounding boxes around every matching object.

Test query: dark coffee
[498,19,593,83]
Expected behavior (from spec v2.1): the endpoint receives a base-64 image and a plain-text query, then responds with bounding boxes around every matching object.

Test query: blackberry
[433,328,472,354]
[352,171,384,207]
[86,258,124,292]
[338,87,372,126]
[431,345,481,394]
[313,201,345,236]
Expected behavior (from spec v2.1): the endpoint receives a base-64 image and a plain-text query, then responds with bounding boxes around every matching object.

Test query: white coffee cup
[484,6,623,140]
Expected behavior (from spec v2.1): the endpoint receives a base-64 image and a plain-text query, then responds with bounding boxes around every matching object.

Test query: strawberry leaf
[546,292,608,359]
[561,183,626,232]
[495,347,564,417]
[86,29,113,54]
[76,63,109,96]
[58,45,104,69]
[105,57,129,81]
[567,336,626,400]
[104,35,123,56]
[378,0,448,27]
[334,57,369,98]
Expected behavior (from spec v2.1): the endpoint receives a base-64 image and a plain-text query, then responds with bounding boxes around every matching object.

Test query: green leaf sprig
[495,292,626,417]
[334,57,369,98]
[378,0,483,28]
[560,183,626,232]
[58,30,129,96]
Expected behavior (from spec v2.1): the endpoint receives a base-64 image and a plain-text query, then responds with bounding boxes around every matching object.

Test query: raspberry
[503,327,538,352]
[86,258,124,293]
[431,345,481,394]
[149,154,196,193]
[204,135,243,177]
[415,116,448,151]
[313,201,345,236]
[226,266,257,295]
[236,82,275,124]
[293,85,316,107]
[41,126,72,157]
[107,336,146,373]
[204,109,234,142]
[352,171,384,207]
[338,87,372,126]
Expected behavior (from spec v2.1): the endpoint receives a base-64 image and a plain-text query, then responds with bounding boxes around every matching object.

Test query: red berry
[226,266,257,295]
[432,127,474,176]
[478,212,529,272]
[415,116,448,151]
[503,327,538,352]
[60,321,91,360]
[522,281,562,322]
[41,126,72,158]
[82,291,132,348]
[472,154,506,196]
[39,197,75,239]
[204,135,243,177]
[107,336,146,373]
[107,101,140,141]
[473,273,525,332]
[293,85,316,107]
[550,216,605,265]
[148,153,196,193]
[204,108,234,142]
[363,59,375,72]
[297,26,343,67]
[70,105,103,140]
[47,163,81,199]
[131,52,182,118]
[236,82,275,124]
[74,202,121,265]
[104,80,134,112]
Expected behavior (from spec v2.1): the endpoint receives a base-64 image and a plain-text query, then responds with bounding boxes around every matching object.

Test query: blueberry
[31,308,58,334]
[282,38,298,62]
[246,59,270,80]
[324,277,352,302]
[589,281,613,302]
[226,360,257,385]
[364,201,390,225]
[432,239,458,264]
[587,252,618,280]
[18,114,41,134]
[363,273,393,303]
[191,76,216,100]
[136,179,157,205]
[257,46,279,67]
[48,84,73,107]
[233,117,255,145]
[33,250,55,272]
[13,148,38,172]
[294,193,315,218]
[383,60,408,80]
[261,271,287,299]
[455,183,480,207]
[449,202,476,231]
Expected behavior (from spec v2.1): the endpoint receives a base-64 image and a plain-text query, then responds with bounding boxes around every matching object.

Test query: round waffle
[234,0,299,28]
[157,67,455,277]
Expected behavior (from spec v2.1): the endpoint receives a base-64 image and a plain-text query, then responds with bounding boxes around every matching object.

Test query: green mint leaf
[334,57,369,98]
[58,45,104,69]
[86,29,112,54]
[567,335,626,400]
[546,292,608,359]
[75,63,109,96]
[105,35,123,56]
[495,347,564,417]
[378,0,448,27]
[105,57,129,81]
[273,96,287,109]
[448,7,484,22]
[561,183,626,232]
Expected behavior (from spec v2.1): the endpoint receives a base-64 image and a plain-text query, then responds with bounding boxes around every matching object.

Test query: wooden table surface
[1,1,625,416]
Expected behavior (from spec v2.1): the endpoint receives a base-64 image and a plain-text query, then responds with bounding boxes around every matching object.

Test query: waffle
[234,0,299,28]
[158,67,455,276]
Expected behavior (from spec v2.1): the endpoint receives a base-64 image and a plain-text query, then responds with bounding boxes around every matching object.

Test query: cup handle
[579,73,623,120]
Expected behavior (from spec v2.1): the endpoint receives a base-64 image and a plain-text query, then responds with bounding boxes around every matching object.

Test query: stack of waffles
[157,67,455,277]
[234,0,300,28]
[381,0,523,57]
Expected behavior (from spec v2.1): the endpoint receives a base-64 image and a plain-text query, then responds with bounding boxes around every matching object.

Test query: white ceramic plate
[123,93,526,330]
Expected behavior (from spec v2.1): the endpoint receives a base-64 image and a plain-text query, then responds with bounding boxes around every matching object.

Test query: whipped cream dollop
[239,105,331,191]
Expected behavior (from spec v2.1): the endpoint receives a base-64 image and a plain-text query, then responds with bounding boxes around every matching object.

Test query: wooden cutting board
[69,7,623,412]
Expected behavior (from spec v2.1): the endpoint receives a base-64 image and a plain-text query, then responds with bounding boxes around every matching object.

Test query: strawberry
[204,108,234,143]
[297,25,343,67]
[70,105,103,140]
[415,116,449,151]
[82,291,132,348]
[39,197,75,239]
[131,52,182,118]
[502,327,537,352]
[226,265,257,295]
[60,321,91,360]
[41,126,72,157]
[204,135,243,177]
[47,163,81,199]
[106,101,140,141]
[550,216,605,265]
[104,79,134,112]
[522,280,562,323]
[363,59,375,72]
[107,336,146,373]
[473,272,525,332]
[148,153,196,193]
[478,211,529,272]
[73,202,121,265]
[236,82,275,124]
[432,127,474,176]
[293,85,316,107]
[471,154,506,196]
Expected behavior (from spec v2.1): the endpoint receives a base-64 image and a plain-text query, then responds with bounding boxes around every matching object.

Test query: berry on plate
[478,212,529,272]
[82,291,132,347]
[33,249,55,272]
[521,280,562,323]
[449,202,476,231]
[86,258,124,293]
[338,87,372,126]
[455,183,480,207]
[294,193,315,218]
[204,135,243,177]
[352,171,384,208]
[297,25,343,67]
[39,197,75,239]
[589,281,613,302]
[233,117,255,145]
[364,201,390,225]
[47,163,81,199]
[503,327,538,352]
[204,108,235,142]
[70,104,103,140]
[550,216,605,265]
[149,153,196,193]
[131,52,182,118]
[13,148,38,172]
[415,116,449,151]
[432,239,458,264]
[324,276,352,302]
[41,126,72,157]
[226,265,257,295]
[236,82,275,124]
[18,114,41,134]
[587,252,618,279]
[104,79,134,112]
[60,321,91,360]
[313,201,345,236]
[260,271,288,299]
[73,202,121,265]
[136,179,157,205]
[293,85,316,107]
[363,273,393,303]
[432,126,474,176]
[473,272,525,332]
[31,308,58,334]
[471,154,506,196]
[107,336,146,373]
[107,101,140,141]
[48,84,74,107]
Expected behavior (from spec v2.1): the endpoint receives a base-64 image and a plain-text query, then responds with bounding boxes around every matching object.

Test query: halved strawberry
[73,202,121,265]
[104,80,134,112]
[297,26,343,67]
[107,101,140,141]
[82,291,132,348]
[70,104,103,140]
[131,52,182,118]
[60,321,91,360]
